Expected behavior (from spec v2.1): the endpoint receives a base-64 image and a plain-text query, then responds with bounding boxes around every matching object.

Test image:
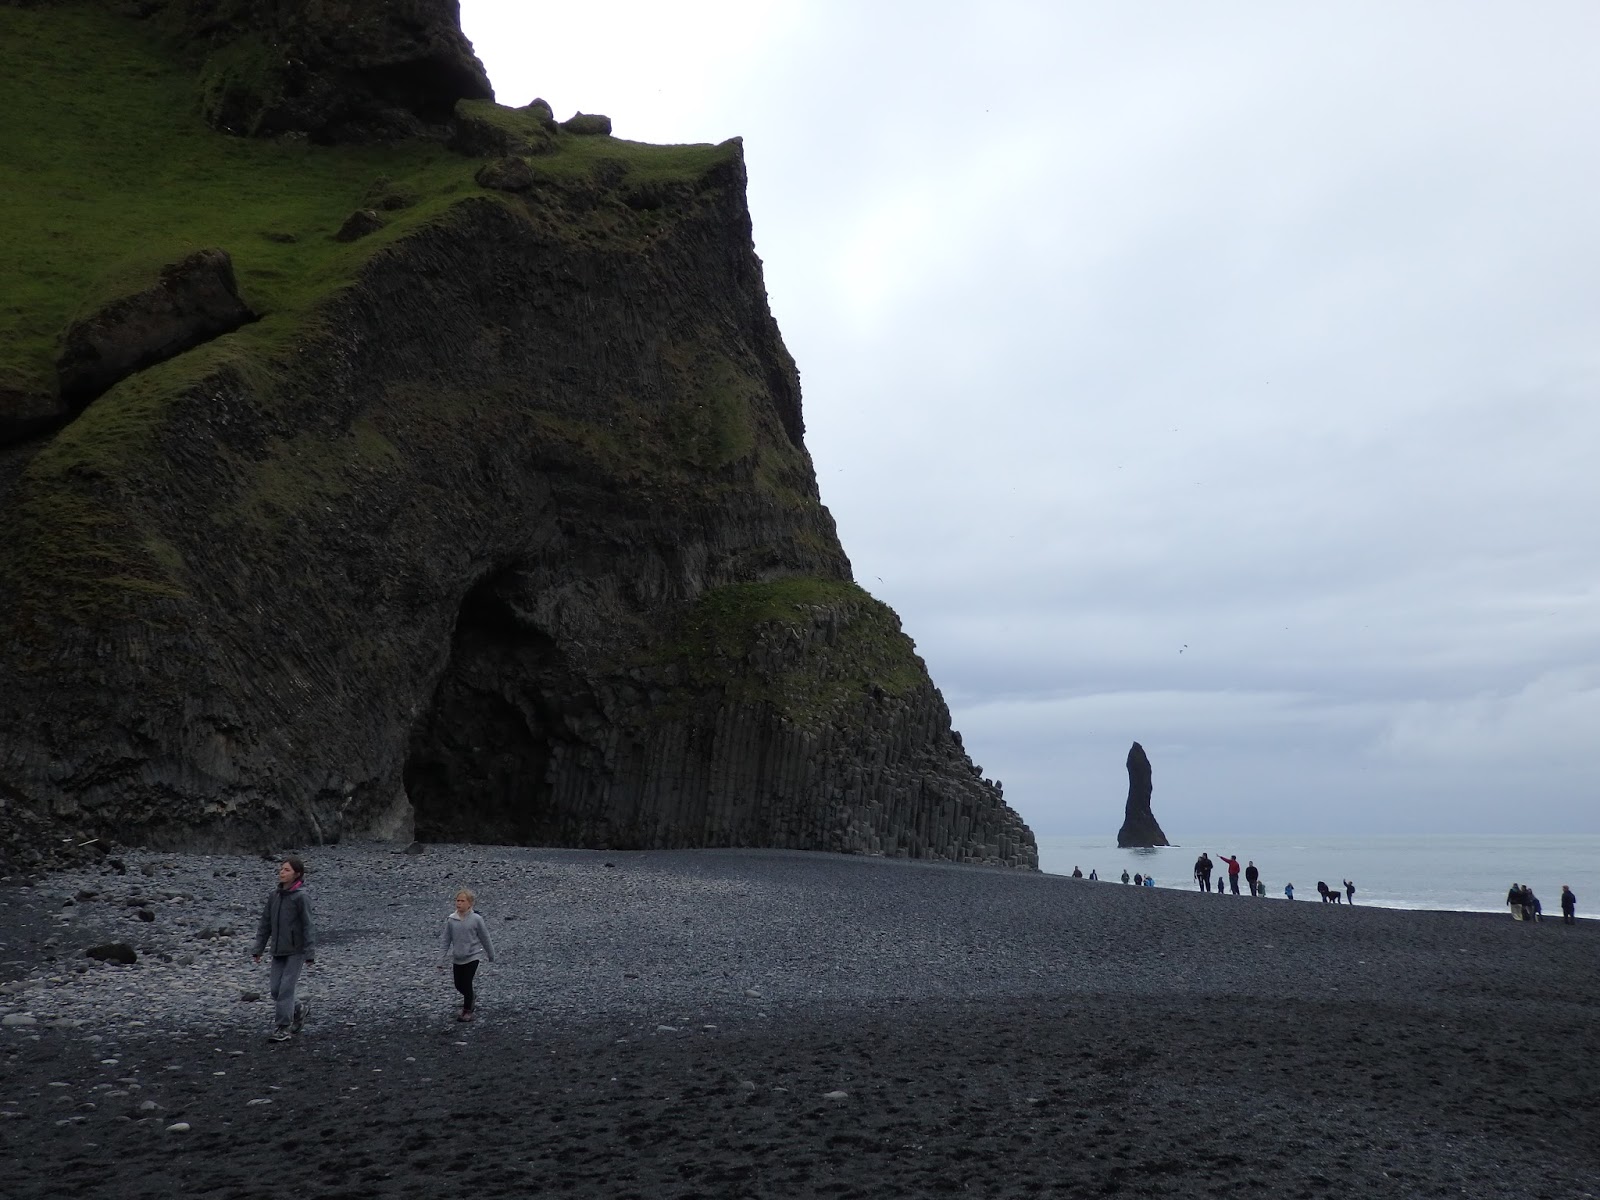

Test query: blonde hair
[455,888,475,904]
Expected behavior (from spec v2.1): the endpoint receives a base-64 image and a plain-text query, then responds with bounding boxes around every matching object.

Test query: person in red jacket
[1216,853,1242,894]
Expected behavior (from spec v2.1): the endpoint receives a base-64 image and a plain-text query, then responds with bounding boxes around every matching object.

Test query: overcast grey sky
[460,2,1600,836]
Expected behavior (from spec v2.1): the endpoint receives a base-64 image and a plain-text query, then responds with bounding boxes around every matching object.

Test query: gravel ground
[2,843,1597,1198]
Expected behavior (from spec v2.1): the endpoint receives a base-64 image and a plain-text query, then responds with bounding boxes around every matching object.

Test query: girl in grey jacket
[252,858,315,1041]
[439,888,495,1021]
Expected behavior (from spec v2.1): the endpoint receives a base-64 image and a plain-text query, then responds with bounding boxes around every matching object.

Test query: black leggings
[452,960,480,1011]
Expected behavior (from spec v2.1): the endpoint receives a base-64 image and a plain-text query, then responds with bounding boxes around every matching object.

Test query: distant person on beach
[1143,874,1155,887]
[251,858,315,1043]
[440,888,496,1022]
[1089,869,1098,881]
[1194,854,1212,892]
[1121,870,1131,884]
[1524,887,1543,922]
[1245,861,1260,896]
[1217,854,1241,894]
[1284,882,1295,900]
[1344,880,1355,904]
[1507,883,1526,920]
[1561,886,1576,924]
[1072,866,1083,878]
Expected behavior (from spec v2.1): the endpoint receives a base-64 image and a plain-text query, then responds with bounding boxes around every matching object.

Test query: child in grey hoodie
[252,858,315,1042]
[439,888,495,1021]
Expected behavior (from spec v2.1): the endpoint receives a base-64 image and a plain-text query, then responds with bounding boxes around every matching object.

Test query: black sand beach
[2,847,1597,1198]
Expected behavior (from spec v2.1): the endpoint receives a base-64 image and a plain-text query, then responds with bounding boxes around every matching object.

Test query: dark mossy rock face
[473,155,534,192]
[55,248,257,412]
[0,1,1036,874]
[333,208,385,241]
[560,112,612,137]
[146,0,495,140]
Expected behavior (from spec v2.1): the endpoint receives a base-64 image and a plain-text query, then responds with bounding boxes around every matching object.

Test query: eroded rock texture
[0,132,1035,871]
[1116,741,1169,848]
[56,248,257,409]
[155,0,495,140]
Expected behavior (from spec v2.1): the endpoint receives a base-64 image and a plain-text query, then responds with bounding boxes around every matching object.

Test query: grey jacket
[253,884,315,959]
[440,910,495,965]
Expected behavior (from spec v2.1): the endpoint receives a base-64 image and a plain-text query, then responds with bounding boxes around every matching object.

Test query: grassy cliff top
[0,1,736,403]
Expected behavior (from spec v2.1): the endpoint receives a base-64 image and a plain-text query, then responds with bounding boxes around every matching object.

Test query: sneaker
[457,1010,474,1022]
[269,1027,292,1043]
[291,999,310,1033]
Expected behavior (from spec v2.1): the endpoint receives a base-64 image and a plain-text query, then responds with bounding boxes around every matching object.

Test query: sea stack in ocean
[1116,742,1169,848]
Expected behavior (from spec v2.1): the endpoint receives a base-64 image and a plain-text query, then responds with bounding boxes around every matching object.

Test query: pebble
[164,1122,190,1132]
[2,1014,37,1026]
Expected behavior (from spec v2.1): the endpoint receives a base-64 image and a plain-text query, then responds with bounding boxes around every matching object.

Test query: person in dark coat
[1560,886,1577,924]
[1245,861,1260,896]
[1524,887,1543,922]
[1194,854,1213,892]
[1344,879,1356,904]
[252,858,316,1042]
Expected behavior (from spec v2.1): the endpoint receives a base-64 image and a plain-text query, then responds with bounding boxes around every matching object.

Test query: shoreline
[3,843,1597,1198]
[1035,832,1596,917]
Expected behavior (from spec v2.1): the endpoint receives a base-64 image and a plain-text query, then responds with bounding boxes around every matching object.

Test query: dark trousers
[1563,910,1576,924]
[452,960,481,1011]
[1229,875,1240,894]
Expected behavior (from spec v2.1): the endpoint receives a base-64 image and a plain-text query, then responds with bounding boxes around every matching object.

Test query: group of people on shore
[1071,856,1355,901]
[1507,882,1577,924]
[251,858,494,1042]
[1186,852,1352,903]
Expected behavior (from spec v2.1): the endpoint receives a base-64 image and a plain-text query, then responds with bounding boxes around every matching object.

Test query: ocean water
[1035,833,1600,915]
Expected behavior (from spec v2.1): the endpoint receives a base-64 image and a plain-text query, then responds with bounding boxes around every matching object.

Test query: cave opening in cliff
[405,571,599,845]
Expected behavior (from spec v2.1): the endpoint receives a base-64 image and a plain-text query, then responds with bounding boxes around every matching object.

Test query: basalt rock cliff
[0,0,1036,872]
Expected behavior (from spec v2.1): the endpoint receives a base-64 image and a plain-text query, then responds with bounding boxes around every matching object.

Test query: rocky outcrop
[1116,742,1168,848]
[560,112,612,137]
[146,0,494,140]
[0,378,63,448]
[55,249,256,411]
[2,249,256,450]
[0,7,1036,874]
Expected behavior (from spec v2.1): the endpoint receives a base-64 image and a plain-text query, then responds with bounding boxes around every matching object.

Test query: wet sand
[2,846,1596,1198]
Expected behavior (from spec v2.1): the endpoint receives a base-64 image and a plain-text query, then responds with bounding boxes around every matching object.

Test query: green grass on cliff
[0,4,470,399]
[653,580,927,728]
[0,2,736,403]
[0,1,748,625]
